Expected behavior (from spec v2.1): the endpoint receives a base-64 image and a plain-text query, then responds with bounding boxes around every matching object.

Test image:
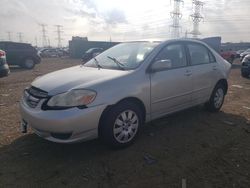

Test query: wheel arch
[216,79,228,94]
[98,97,146,137]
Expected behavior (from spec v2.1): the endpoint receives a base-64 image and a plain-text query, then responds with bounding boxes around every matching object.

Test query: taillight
[0,51,5,58]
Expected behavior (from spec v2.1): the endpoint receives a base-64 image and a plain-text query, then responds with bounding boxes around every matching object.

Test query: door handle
[185,70,192,76]
[212,65,217,70]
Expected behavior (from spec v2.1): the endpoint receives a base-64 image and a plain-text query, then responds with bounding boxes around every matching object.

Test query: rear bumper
[0,64,10,78]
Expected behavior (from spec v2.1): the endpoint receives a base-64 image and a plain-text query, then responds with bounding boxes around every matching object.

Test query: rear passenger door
[186,42,218,105]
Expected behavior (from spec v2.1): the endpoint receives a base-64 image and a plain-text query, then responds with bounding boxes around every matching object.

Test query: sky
[0,0,249,47]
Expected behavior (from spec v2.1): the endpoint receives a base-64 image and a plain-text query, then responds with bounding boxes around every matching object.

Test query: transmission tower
[55,25,63,48]
[170,0,183,39]
[40,24,47,47]
[17,32,23,42]
[6,31,12,41]
[190,0,204,38]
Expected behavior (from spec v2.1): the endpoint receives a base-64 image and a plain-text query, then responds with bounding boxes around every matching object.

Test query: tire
[22,58,35,69]
[205,84,226,112]
[99,101,143,148]
[241,72,249,78]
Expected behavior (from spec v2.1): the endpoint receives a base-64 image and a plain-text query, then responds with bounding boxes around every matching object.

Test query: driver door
[150,43,193,119]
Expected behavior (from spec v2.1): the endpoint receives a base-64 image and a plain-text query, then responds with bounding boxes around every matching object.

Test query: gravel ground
[0,58,250,188]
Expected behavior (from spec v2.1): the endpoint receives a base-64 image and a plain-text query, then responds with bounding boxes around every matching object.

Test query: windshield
[84,42,159,70]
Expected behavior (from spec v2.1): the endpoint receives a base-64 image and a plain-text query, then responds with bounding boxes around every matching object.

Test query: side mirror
[150,59,172,72]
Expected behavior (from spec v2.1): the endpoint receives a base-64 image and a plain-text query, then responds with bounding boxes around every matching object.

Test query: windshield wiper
[93,57,102,69]
[107,56,126,70]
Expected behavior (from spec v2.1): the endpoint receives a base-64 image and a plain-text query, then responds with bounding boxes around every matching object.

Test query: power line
[55,25,63,48]
[170,0,183,39]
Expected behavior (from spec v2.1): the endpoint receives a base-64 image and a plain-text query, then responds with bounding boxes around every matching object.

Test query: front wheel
[100,101,143,148]
[205,84,225,112]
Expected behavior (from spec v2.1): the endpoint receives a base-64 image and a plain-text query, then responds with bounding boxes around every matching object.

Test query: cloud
[0,0,249,45]
[103,9,127,25]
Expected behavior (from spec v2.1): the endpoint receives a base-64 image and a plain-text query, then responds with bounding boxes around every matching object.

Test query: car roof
[0,41,31,46]
[123,39,211,47]
[124,38,207,43]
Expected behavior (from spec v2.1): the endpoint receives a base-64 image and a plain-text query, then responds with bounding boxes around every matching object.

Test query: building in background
[221,42,250,51]
[69,37,119,58]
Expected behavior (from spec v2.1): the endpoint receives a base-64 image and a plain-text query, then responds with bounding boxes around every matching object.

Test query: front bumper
[20,97,107,143]
[241,66,250,74]
[0,64,10,78]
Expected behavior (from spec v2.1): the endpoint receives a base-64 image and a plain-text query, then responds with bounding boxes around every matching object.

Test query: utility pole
[17,32,23,42]
[190,0,204,38]
[47,38,51,47]
[39,24,47,47]
[55,25,63,48]
[170,0,183,39]
[6,31,12,41]
[35,37,38,47]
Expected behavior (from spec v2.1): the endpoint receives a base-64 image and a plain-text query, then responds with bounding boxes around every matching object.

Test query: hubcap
[214,88,224,108]
[25,59,34,68]
[113,110,139,143]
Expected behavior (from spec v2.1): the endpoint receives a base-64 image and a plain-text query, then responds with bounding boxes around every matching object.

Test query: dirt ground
[0,58,250,188]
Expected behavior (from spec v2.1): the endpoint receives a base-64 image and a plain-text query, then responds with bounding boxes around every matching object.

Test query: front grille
[51,133,72,140]
[242,62,250,67]
[24,87,48,108]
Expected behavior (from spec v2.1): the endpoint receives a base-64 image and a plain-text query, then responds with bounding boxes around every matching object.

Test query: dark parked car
[0,42,41,69]
[220,49,236,64]
[236,50,245,58]
[241,54,250,78]
[39,48,63,58]
[240,49,250,61]
[0,50,10,78]
[82,48,103,62]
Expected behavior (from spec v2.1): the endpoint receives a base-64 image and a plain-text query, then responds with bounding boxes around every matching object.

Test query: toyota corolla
[20,39,231,148]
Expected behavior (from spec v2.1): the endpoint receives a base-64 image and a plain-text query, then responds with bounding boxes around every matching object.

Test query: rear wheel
[205,84,225,112]
[100,101,143,148]
[22,58,35,69]
[241,71,249,78]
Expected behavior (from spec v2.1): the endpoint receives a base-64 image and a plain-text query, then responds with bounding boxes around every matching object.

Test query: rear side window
[8,43,34,50]
[8,43,24,50]
[0,43,5,50]
[208,51,216,63]
[188,43,210,65]
[155,44,187,69]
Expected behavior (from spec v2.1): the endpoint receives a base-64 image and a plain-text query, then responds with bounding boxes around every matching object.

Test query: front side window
[154,44,187,69]
[188,43,210,65]
[84,42,159,70]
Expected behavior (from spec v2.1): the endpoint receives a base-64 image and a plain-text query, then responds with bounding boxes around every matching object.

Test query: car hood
[32,65,130,95]
[241,52,250,56]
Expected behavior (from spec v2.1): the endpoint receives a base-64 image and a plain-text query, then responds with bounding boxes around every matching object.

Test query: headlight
[47,89,96,108]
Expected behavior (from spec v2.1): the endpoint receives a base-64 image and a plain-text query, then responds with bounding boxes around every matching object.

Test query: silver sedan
[20,39,231,148]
